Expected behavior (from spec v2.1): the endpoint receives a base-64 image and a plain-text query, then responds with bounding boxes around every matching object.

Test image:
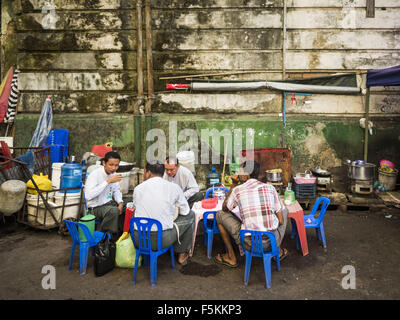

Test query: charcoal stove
[311,168,332,193]
[316,176,332,192]
[350,178,374,195]
[347,162,376,195]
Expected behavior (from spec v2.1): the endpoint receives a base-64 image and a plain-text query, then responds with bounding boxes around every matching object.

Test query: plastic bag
[94,232,116,277]
[115,233,142,268]
[26,173,52,194]
[91,142,113,158]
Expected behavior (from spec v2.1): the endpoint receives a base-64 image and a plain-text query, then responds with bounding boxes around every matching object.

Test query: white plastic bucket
[119,172,131,195]
[138,169,144,184]
[52,162,65,189]
[177,151,196,175]
[54,191,82,220]
[87,163,102,175]
[26,193,41,223]
[26,193,60,226]
[86,162,102,180]
[129,168,139,189]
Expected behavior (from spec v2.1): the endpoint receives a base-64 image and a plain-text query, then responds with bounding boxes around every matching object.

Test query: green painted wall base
[14,114,135,163]
[13,113,400,182]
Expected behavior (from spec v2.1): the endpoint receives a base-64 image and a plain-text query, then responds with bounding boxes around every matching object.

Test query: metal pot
[117,161,135,172]
[311,167,331,177]
[348,163,376,180]
[266,171,282,182]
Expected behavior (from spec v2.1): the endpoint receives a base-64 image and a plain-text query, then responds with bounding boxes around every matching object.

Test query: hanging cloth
[366,64,400,87]
[28,97,53,148]
[4,67,20,123]
[0,67,12,94]
[0,67,14,123]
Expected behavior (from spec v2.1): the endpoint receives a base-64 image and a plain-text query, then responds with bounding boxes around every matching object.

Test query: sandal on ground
[273,248,289,262]
[213,253,238,268]
[178,253,190,266]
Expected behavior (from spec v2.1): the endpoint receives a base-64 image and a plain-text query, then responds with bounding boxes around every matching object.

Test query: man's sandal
[273,248,289,262]
[213,253,238,268]
[178,254,190,266]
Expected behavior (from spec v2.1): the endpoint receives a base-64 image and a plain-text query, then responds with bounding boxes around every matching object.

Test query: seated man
[84,151,125,240]
[214,160,289,268]
[132,161,194,265]
[164,156,203,208]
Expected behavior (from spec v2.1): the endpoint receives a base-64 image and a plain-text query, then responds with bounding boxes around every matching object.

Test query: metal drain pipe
[166,81,361,94]
[134,0,144,166]
[144,0,155,114]
[282,0,287,80]
[143,0,155,167]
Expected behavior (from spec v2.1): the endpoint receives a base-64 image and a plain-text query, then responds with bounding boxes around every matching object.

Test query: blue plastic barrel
[60,162,82,193]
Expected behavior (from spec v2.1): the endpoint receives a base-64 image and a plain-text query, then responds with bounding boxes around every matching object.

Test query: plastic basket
[294,176,316,184]
[293,181,316,199]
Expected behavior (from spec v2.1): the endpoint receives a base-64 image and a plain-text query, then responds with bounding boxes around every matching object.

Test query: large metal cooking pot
[266,171,282,182]
[348,163,376,180]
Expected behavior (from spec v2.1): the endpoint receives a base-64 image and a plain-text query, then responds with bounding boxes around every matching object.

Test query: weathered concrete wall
[5,0,400,177]
[1,1,19,79]
[14,0,400,115]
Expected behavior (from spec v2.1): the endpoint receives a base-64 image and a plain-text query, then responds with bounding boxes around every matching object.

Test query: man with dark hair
[164,156,203,208]
[132,161,195,265]
[85,151,125,240]
[214,160,289,268]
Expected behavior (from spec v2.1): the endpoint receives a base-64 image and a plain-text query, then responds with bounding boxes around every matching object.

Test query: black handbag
[94,232,116,277]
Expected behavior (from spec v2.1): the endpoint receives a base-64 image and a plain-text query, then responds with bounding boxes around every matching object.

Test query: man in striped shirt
[214,160,289,268]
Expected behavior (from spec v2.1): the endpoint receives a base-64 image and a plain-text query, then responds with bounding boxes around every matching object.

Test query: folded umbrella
[29,97,53,148]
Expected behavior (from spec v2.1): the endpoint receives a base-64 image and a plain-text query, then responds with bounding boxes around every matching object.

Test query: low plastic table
[281,197,309,256]
[190,200,222,257]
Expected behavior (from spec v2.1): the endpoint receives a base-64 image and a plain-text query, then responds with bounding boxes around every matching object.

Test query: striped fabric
[3,68,20,123]
[0,67,13,122]
[226,179,283,231]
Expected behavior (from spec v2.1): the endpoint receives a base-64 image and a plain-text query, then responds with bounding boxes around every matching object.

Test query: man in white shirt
[84,151,125,239]
[132,161,194,265]
[163,156,203,209]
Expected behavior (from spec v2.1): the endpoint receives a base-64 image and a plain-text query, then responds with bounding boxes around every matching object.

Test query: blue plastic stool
[240,230,280,289]
[64,219,108,275]
[130,217,175,287]
[291,196,330,249]
[203,211,219,259]
[43,144,65,164]
[203,187,228,259]
[45,129,69,164]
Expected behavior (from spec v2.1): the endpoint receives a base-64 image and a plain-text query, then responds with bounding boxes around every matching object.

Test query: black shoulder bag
[94,232,116,277]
